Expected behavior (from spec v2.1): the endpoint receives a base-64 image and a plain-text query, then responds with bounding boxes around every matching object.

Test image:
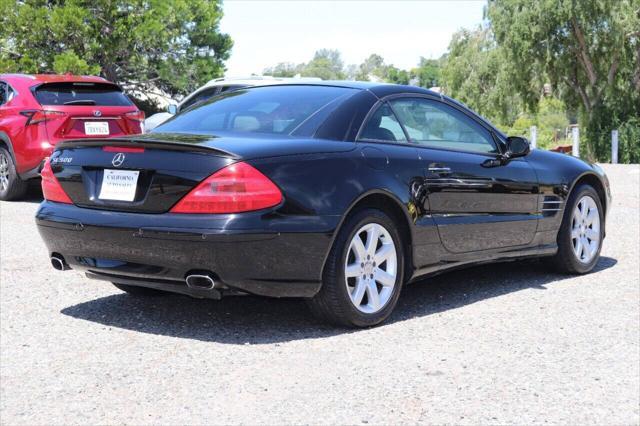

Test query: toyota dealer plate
[99,169,139,201]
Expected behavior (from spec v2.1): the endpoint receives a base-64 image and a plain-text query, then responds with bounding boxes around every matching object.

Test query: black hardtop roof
[241,80,443,99]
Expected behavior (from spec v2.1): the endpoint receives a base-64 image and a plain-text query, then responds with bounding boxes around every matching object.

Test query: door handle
[428,166,451,174]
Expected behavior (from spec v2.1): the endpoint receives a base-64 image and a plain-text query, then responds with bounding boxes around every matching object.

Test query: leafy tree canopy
[441,26,523,125]
[300,49,346,80]
[354,53,410,84]
[488,0,640,159]
[263,51,413,85]
[0,0,233,101]
[355,53,386,81]
[412,57,441,88]
[262,62,299,78]
[263,49,346,80]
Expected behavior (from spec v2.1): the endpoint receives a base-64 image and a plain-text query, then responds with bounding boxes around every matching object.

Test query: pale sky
[220,0,487,77]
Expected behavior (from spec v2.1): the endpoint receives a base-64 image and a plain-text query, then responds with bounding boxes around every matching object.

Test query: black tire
[550,184,604,274]
[0,147,29,201]
[307,208,405,327]
[112,283,169,297]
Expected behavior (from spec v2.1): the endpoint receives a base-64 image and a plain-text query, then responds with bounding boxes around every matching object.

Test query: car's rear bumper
[18,158,46,180]
[36,201,341,298]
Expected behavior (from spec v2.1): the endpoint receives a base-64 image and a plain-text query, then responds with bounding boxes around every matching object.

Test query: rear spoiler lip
[55,137,238,159]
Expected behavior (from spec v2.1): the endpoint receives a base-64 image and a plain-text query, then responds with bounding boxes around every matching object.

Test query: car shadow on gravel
[60,256,617,344]
[18,183,43,203]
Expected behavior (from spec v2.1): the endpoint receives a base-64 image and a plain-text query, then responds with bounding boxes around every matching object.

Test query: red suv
[0,74,144,200]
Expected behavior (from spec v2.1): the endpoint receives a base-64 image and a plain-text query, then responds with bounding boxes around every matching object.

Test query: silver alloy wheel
[0,152,9,192]
[571,195,600,264]
[344,222,398,314]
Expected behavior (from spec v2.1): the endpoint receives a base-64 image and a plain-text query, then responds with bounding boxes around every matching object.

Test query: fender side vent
[541,195,563,217]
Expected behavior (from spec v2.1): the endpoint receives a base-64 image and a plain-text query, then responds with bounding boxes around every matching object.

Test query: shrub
[617,118,640,164]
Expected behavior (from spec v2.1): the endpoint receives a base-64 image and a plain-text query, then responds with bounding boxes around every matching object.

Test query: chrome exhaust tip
[50,254,69,271]
[185,274,216,290]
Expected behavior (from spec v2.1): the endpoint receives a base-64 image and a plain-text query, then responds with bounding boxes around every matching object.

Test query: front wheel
[307,208,405,327]
[551,184,604,274]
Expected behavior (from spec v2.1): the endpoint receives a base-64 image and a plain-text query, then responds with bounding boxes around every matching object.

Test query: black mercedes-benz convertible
[36,82,611,327]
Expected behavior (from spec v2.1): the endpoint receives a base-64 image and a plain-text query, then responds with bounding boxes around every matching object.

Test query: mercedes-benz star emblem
[112,153,126,167]
[93,110,102,117]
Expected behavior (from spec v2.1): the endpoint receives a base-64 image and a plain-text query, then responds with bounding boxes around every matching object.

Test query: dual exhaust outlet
[50,254,217,290]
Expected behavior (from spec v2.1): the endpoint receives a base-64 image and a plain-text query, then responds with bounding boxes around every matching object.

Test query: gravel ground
[1,164,638,425]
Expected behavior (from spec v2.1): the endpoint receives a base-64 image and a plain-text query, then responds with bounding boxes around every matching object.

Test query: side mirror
[167,104,178,115]
[506,136,531,158]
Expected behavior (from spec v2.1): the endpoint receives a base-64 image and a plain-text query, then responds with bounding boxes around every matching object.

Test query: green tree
[488,0,640,160]
[385,67,410,85]
[353,53,410,84]
[301,49,346,80]
[355,53,386,81]
[412,57,441,88]
[0,0,232,101]
[263,62,299,78]
[501,97,572,150]
[263,49,347,80]
[441,26,523,125]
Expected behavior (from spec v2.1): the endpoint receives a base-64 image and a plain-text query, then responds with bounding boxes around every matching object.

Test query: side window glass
[181,87,220,111]
[6,86,14,102]
[219,85,246,93]
[0,83,6,105]
[389,98,497,154]
[358,103,407,142]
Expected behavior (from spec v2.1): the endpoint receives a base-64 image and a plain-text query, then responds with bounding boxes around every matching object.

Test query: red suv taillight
[170,162,282,214]
[40,159,72,204]
[20,110,65,125]
[124,110,145,133]
[125,110,145,121]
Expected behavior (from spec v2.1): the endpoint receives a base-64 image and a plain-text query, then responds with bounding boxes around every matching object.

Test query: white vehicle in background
[144,76,321,132]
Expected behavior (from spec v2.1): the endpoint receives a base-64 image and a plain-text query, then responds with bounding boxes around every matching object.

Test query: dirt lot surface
[1,164,638,425]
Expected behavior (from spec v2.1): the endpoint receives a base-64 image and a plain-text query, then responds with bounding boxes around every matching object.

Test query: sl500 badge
[51,157,72,164]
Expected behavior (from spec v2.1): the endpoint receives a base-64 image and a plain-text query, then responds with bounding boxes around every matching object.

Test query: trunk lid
[51,132,354,213]
[51,138,235,213]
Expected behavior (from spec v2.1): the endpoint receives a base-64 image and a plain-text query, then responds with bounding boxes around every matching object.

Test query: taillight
[124,110,145,133]
[20,110,65,125]
[125,110,145,121]
[170,162,282,214]
[40,159,72,204]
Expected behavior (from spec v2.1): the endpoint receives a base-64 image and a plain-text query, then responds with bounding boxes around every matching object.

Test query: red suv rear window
[34,82,133,107]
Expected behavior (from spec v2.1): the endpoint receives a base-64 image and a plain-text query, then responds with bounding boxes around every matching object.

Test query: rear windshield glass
[34,82,133,106]
[155,85,357,136]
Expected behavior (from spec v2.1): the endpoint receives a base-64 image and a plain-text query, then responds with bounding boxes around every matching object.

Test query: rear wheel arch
[0,132,15,161]
[0,134,29,200]
[322,190,414,283]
